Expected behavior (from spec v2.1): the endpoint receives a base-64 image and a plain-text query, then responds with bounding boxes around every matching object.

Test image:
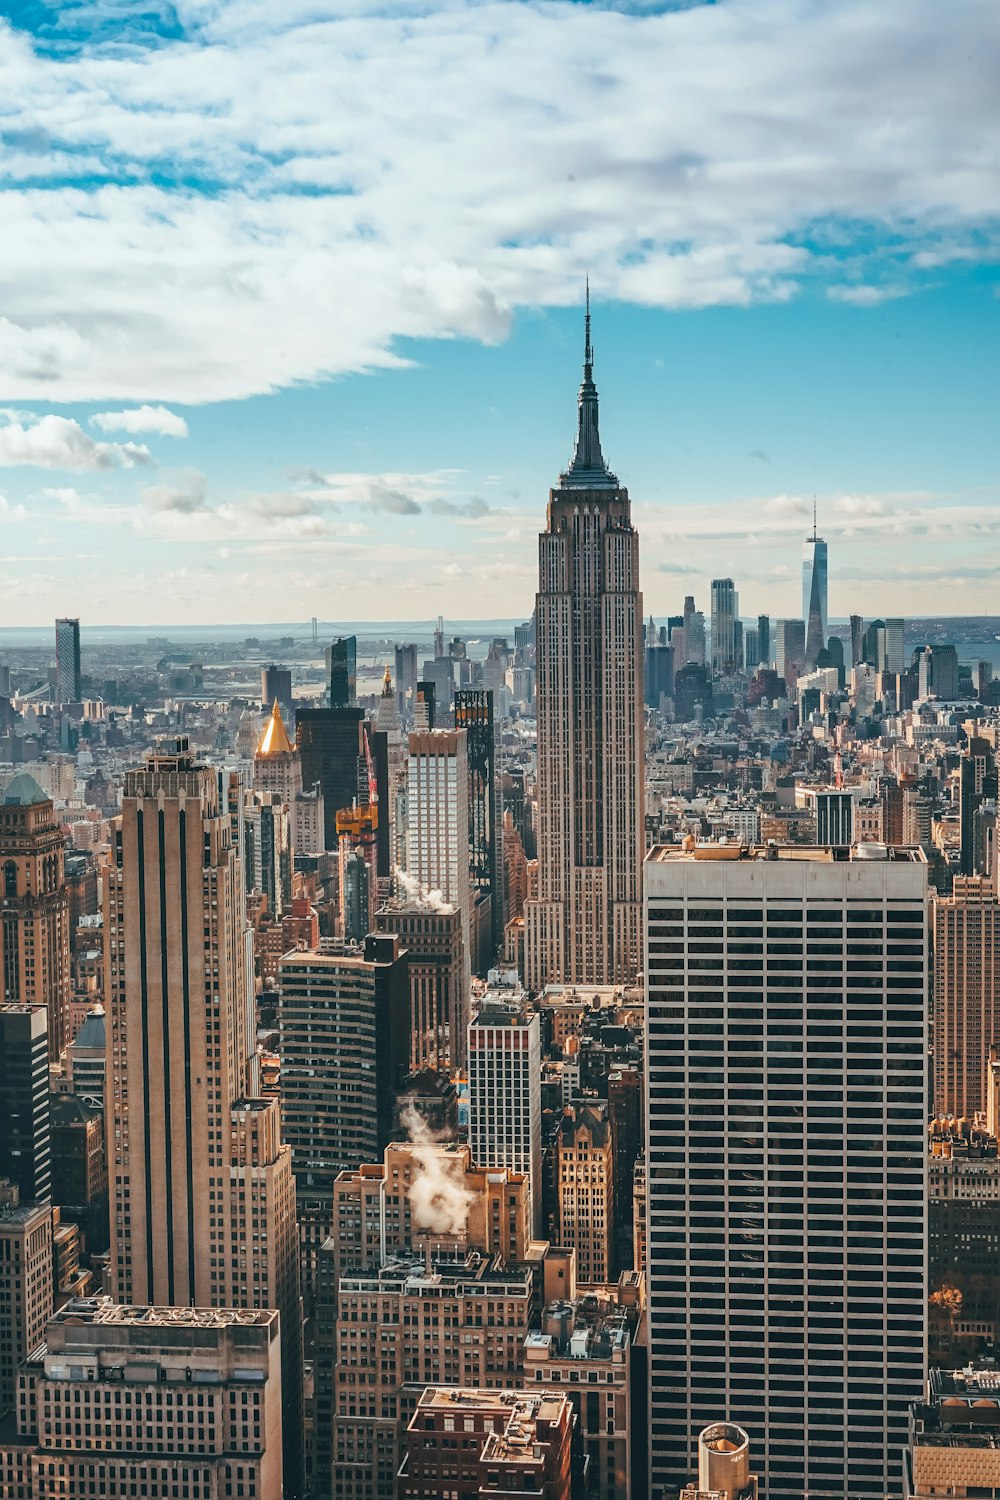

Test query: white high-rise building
[404,728,472,1059]
[524,291,644,990]
[468,1006,542,1233]
[644,842,927,1500]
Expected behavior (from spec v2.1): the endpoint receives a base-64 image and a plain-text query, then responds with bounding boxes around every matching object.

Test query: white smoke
[400,1103,474,1238]
[393,866,455,914]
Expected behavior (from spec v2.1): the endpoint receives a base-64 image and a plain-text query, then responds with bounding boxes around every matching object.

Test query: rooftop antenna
[812,495,818,542]
[584,275,592,372]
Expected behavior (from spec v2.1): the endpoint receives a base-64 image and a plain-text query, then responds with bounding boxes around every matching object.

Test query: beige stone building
[933,876,1000,1116]
[327,1141,531,1293]
[555,1102,614,1285]
[105,740,303,1497]
[0,1196,52,1419]
[398,1387,575,1500]
[0,1298,283,1500]
[524,303,644,990]
[0,773,73,1060]
[315,1250,533,1500]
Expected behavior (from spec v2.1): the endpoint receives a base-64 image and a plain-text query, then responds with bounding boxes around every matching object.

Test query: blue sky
[1,0,999,626]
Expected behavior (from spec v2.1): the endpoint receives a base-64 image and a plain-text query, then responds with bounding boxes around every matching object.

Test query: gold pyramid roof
[256,700,294,758]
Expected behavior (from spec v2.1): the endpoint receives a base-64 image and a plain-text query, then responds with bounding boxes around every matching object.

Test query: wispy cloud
[0,0,996,401]
[92,405,188,437]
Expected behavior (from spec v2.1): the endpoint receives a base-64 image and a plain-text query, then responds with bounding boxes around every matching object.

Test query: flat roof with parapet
[417,1386,568,1423]
[49,1298,277,1329]
[646,842,926,864]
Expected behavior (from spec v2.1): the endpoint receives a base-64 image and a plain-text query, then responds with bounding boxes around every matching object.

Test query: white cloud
[0,413,152,470]
[0,0,996,401]
[141,471,207,513]
[91,405,189,437]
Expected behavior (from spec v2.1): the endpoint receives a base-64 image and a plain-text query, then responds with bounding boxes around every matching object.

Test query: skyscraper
[932,876,1000,1117]
[295,703,364,849]
[374,897,466,1072]
[0,1004,51,1203]
[454,687,502,965]
[756,614,770,667]
[645,842,927,1500]
[710,578,739,678]
[105,740,303,1496]
[802,507,828,668]
[54,617,81,704]
[1,772,73,1061]
[525,293,644,989]
[278,934,409,1298]
[261,662,293,717]
[326,633,357,708]
[468,1005,542,1231]
[774,617,806,692]
[405,728,473,1053]
[254,699,302,805]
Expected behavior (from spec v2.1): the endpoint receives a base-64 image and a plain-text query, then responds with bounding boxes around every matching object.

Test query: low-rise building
[904,1365,1000,1498]
[397,1386,575,1500]
[0,1297,283,1500]
[523,1291,634,1499]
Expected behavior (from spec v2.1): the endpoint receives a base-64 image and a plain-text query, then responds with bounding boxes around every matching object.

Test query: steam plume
[400,1103,473,1238]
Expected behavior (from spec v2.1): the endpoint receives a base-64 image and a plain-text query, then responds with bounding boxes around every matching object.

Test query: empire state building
[524,296,644,989]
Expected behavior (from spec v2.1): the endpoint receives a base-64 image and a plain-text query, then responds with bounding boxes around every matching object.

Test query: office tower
[375,664,406,838]
[395,642,419,702]
[434,614,446,659]
[525,298,643,991]
[414,678,436,730]
[802,510,828,669]
[405,729,473,1050]
[680,1423,759,1500]
[244,790,292,918]
[454,688,502,964]
[469,1005,542,1231]
[917,643,959,701]
[50,1092,105,1214]
[680,595,707,666]
[296,703,364,848]
[327,1141,531,1293]
[54,617,81,703]
[932,876,1000,1117]
[742,627,759,672]
[397,1387,575,1500]
[884,617,905,674]
[1,774,73,1062]
[850,613,864,666]
[756,614,770,666]
[294,784,325,855]
[326,633,357,708]
[632,1155,646,1279]
[374,897,467,1072]
[0,1192,52,1418]
[608,1062,643,1273]
[278,934,409,1299]
[645,842,927,1500]
[555,1101,613,1283]
[0,1005,51,1203]
[254,698,303,804]
[960,737,998,876]
[711,578,739,677]
[315,1249,534,1500]
[105,741,303,1496]
[815,788,854,847]
[66,1001,106,1107]
[645,638,674,709]
[774,618,806,691]
[0,1298,283,1500]
[261,661,293,716]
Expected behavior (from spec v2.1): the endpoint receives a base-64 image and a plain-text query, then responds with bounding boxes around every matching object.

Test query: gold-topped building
[1,772,73,1060]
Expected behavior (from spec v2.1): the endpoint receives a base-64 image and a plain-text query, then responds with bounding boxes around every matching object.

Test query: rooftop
[2,771,49,807]
[50,1297,276,1329]
[647,841,925,864]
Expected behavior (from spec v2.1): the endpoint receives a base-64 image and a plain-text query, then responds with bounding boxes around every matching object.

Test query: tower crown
[560,281,618,490]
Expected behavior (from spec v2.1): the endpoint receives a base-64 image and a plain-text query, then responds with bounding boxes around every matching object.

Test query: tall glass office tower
[802,509,828,668]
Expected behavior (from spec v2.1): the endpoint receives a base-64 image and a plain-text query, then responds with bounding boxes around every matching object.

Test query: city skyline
[1,2,999,624]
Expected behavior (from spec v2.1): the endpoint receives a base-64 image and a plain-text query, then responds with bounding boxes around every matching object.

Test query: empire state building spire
[562,280,618,488]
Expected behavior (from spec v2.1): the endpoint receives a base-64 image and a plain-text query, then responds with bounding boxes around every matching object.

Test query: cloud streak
[0,0,996,401]
[0,412,152,470]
